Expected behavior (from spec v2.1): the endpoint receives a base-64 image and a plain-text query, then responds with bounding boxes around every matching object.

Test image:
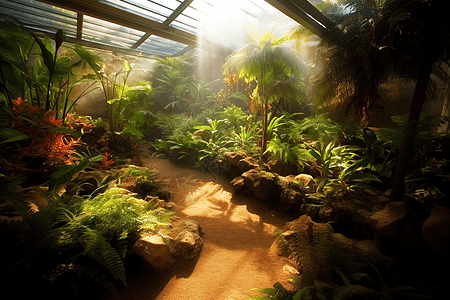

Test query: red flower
[99,152,114,170]
[28,105,42,113]
[43,111,63,127]
[12,97,25,114]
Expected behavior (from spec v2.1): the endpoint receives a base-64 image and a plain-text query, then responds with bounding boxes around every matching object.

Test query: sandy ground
[108,147,295,300]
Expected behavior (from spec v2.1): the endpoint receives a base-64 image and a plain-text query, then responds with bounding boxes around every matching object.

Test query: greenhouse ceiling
[0,0,331,57]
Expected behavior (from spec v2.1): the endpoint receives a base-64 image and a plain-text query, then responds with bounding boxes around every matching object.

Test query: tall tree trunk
[390,0,443,201]
[389,60,432,201]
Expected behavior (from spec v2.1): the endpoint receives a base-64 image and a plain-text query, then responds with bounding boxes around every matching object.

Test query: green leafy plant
[153,54,194,113]
[1,182,173,299]
[249,281,293,300]
[230,124,261,150]
[297,114,343,145]
[324,160,382,196]
[0,22,99,123]
[265,137,314,167]
[222,26,306,155]
[48,153,105,192]
[267,114,288,141]
[219,104,251,130]
[193,118,227,143]
[306,142,360,177]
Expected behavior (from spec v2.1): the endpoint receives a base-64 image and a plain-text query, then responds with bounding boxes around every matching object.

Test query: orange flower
[43,111,63,127]
[99,152,114,170]
[28,105,42,113]
[12,97,25,114]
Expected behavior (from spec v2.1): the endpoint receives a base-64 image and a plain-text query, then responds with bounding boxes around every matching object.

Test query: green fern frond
[81,229,127,285]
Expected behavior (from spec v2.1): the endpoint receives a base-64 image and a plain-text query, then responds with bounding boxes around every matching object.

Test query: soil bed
[107,146,296,300]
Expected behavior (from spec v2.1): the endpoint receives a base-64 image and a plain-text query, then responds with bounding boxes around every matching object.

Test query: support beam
[265,0,331,37]
[76,13,83,40]
[132,0,194,49]
[38,0,198,47]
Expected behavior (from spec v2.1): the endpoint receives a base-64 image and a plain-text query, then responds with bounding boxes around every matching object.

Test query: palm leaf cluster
[313,0,450,122]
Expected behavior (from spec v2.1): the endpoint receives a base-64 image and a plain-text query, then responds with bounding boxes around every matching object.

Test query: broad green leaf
[0,128,29,144]
[48,159,90,191]
[293,287,314,300]
[33,35,54,72]
[123,125,145,138]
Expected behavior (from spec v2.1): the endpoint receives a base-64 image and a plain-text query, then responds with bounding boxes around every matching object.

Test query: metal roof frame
[0,0,332,57]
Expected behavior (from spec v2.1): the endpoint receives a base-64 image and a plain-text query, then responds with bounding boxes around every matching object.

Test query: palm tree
[313,0,450,200]
[222,27,306,155]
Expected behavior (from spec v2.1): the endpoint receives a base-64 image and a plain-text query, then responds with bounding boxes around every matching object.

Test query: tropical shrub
[296,114,343,145]
[152,55,219,115]
[265,137,314,168]
[0,22,99,123]
[222,26,306,154]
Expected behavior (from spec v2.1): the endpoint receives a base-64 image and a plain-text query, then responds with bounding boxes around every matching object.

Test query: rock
[371,201,407,239]
[192,129,211,141]
[133,235,175,271]
[230,176,245,190]
[267,160,285,175]
[165,201,177,210]
[370,201,411,253]
[171,220,204,259]
[241,169,277,201]
[267,160,299,176]
[65,170,113,196]
[145,196,177,210]
[374,193,390,203]
[279,188,304,213]
[237,157,259,173]
[294,174,314,187]
[223,152,246,166]
[301,203,322,220]
[422,206,450,253]
[364,189,379,196]
[153,153,167,159]
[285,214,315,232]
[318,205,338,223]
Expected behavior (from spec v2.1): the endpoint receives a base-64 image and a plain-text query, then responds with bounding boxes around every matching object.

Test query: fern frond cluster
[278,217,389,291]
[0,184,173,299]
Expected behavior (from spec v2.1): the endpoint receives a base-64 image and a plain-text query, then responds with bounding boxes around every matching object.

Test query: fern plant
[297,114,343,145]
[1,183,173,299]
[265,137,314,167]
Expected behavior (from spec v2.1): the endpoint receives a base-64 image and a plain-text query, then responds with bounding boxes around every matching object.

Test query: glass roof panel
[0,0,77,38]
[83,15,145,49]
[1,0,304,57]
[136,35,188,57]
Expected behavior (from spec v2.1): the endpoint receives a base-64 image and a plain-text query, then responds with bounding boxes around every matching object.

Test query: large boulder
[370,201,415,254]
[133,235,175,271]
[240,169,278,201]
[422,206,450,253]
[371,201,407,239]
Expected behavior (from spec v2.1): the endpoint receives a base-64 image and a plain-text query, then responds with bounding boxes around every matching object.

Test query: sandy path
[110,148,294,300]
